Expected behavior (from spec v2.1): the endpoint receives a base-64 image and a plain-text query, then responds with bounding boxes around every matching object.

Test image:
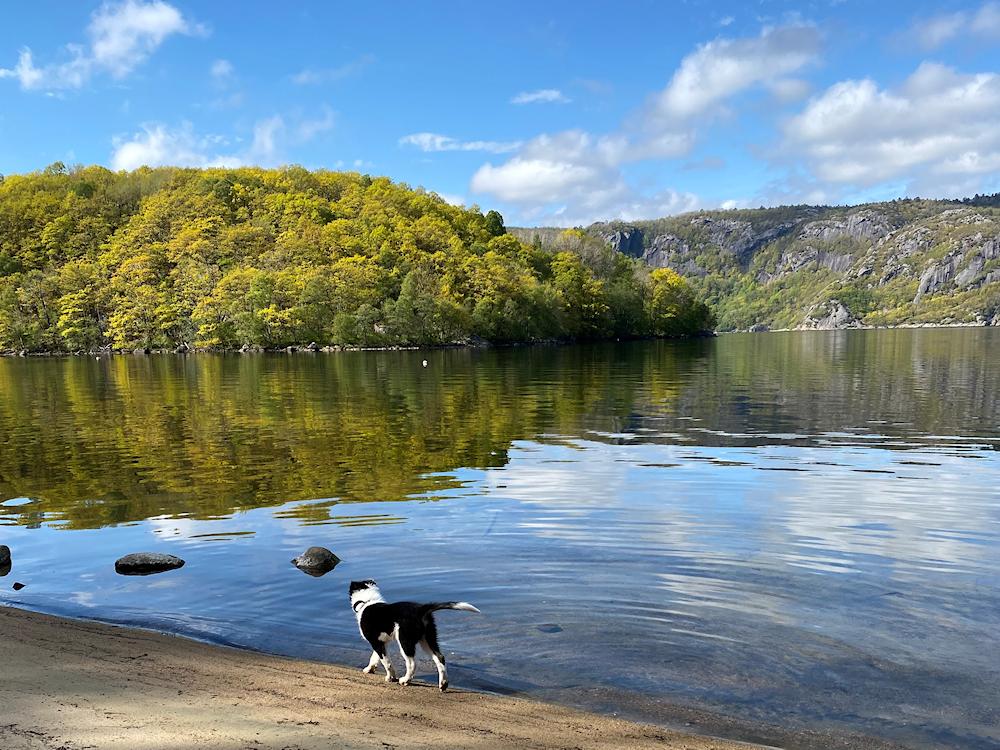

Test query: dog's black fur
[349,579,480,691]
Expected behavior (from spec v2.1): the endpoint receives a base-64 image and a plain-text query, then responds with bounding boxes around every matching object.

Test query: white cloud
[650,24,821,121]
[784,62,1000,191]
[111,110,332,171]
[437,192,466,207]
[902,2,1000,50]
[0,1,200,91]
[469,24,818,225]
[399,132,522,154]
[291,54,374,85]
[111,123,243,170]
[471,131,699,226]
[510,88,571,105]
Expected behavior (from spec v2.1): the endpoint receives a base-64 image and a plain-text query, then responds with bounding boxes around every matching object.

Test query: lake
[1,329,999,749]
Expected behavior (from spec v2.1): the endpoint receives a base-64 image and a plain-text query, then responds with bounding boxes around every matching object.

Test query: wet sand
[0,606,768,750]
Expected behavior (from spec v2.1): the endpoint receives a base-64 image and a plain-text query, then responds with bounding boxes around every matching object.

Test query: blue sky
[1,1,999,226]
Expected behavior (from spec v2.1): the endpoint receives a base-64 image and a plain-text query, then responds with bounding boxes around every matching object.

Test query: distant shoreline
[3,321,998,357]
[727,321,999,334]
[0,332,718,358]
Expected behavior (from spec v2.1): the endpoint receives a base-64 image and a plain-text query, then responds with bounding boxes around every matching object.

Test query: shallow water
[1,330,999,749]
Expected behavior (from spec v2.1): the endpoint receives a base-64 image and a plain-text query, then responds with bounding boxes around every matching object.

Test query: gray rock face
[955,257,984,288]
[602,227,644,257]
[914,255,960,301]
[688,217,799,265]
[115,552,186,576]
[802,300,858,330]
[291,546,341,577]
[799,210,894,243]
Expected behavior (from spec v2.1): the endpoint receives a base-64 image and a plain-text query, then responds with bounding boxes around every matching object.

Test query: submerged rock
[115,552,186,576]
[291,546,341,577]
[12,581,25,591]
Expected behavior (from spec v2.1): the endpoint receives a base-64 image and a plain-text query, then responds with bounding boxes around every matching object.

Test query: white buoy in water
[422,359,428,367]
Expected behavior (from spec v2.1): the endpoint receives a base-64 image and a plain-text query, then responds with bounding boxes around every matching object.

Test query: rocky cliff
[513,196,1000,331]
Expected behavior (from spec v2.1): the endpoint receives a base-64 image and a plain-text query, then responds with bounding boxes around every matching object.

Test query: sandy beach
[0,606,769,750]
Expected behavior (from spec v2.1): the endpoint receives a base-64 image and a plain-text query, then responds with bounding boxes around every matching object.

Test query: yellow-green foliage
[0,164,713,351]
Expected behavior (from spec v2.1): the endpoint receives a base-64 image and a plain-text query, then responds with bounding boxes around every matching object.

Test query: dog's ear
[349,580,370,594]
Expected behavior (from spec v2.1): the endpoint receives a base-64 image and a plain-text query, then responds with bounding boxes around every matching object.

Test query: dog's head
[349,579,384,613]
[349,579,377,596]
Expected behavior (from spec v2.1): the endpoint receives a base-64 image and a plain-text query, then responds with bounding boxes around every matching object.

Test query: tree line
[0,163,714,352]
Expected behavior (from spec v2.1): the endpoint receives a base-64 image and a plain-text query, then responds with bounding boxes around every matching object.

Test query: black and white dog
[349,579,480,691]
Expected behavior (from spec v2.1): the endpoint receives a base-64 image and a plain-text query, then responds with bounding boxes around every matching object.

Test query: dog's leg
[397,633,417,685]
[422,618,449,691]
[367,639,397,682]
[422,638,448,692]
[379,651,397,682]
[362,650,380,674]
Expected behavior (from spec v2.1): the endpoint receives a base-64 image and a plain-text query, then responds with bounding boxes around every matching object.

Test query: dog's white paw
[399,678,412,686]
[439,680,448,692]
[362,665,375,674]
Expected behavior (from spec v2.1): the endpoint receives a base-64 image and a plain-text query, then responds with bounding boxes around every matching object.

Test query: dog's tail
[420,601,481,617]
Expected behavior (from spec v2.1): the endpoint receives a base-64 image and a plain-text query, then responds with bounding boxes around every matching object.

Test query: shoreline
[1,322,997,357]
[0,333,716,358]
[0,605,768,750]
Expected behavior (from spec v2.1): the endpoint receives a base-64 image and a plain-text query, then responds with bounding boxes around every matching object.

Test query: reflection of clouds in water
[487,439,1000,592]
[772,453,999,578]
[70,591,96,607]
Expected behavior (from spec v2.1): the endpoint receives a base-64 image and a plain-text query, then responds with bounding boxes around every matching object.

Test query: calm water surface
[1,330,999,749]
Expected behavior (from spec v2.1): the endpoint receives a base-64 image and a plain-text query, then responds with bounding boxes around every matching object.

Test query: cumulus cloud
[784,62,1000,190]
[650,24,821,121]
[399,132,522,154]
[901,2,1000,50]
[0,1,200,91]
[471,130,699,226]
[111,111,333,171]
[469,23,818,225]
[111,123,243,171]
[510,88,571,105]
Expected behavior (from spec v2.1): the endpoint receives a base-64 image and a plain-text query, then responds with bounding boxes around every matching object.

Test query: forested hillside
[0,164,712,353]
[514,196,1000,331]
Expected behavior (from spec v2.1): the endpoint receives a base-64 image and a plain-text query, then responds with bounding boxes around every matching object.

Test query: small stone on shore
[115,552,186,576]
[291,546,340,576]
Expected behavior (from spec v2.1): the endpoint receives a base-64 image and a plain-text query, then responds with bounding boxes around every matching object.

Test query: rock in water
[12,582,25,591]
[291,546,341,577]
[115,552,185,576]
[0,544,10,568]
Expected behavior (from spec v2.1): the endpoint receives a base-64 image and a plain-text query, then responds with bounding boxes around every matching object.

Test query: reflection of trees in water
[0,329,997,529]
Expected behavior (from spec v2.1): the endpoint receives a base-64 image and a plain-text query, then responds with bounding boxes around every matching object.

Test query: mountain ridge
[511,195,1000,331]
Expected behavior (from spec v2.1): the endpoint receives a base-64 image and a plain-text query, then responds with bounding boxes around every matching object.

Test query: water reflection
[1,329,999,749]
[1,329,997,530]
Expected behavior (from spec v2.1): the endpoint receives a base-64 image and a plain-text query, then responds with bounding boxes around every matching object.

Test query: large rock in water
[115,552,185,576]
[291,546,340,577]
[0,544,10,576]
